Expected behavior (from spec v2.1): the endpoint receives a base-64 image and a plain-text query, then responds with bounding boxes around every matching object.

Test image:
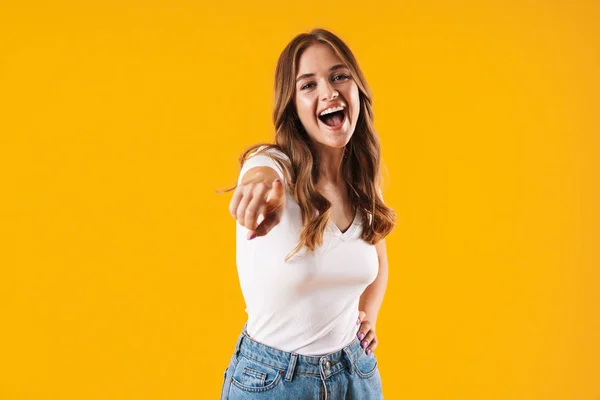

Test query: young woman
[220,28,396,399]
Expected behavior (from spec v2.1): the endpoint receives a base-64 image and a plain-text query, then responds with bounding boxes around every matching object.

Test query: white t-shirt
[235,146,379,356]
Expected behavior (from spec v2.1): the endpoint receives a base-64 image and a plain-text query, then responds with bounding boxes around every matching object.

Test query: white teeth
[319,106,345,116]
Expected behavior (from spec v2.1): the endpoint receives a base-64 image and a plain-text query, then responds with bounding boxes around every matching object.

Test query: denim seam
[243,366,267,383]
[239,349,285,372]
[220,367,228,400]
[297,372,321,377]
[230,370,283,393]
[325,367,346,379]
[349,355,378,378]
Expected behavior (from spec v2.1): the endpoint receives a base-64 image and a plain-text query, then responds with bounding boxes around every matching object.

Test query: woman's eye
[300,74,348,90]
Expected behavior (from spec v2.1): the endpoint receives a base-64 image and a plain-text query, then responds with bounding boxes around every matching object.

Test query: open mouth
[317,109,346,129]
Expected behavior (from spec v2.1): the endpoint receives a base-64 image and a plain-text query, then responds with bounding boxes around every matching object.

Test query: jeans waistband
[232,322,365,382]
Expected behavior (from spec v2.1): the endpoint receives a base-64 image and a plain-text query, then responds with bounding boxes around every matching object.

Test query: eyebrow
[296,64,348,83]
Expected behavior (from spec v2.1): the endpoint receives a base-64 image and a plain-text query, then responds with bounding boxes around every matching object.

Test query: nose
[320,81,339,101]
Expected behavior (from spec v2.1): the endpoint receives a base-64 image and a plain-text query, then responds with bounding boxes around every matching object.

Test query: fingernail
[248,233,256,240]
[356,318,360,325]
[366,349,372,355]
[361,341,368,348]
[358,332,365,340]
[274,178,281,183]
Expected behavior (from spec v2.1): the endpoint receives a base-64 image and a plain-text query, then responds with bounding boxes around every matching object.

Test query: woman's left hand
[356,310,378,355]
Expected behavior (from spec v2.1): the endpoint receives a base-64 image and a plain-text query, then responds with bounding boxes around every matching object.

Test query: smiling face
[294,43,360,150]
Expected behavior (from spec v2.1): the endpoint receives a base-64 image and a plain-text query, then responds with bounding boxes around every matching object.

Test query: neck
[315,144,345,186]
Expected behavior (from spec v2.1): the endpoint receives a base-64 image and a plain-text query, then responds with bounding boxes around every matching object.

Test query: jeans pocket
[352,350,379,378]
[230,354,284,393]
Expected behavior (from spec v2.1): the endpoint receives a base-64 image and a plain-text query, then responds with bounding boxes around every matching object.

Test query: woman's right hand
[229,172,286,240]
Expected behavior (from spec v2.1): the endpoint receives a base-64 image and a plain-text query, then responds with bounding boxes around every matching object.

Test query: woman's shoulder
[238,144,292,186]
[252,144,290,161]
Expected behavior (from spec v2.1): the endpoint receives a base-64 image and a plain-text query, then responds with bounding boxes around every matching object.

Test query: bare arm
[358,238,389,332]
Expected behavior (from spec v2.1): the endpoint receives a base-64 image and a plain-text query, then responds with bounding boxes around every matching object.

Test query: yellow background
[1,0,598,399]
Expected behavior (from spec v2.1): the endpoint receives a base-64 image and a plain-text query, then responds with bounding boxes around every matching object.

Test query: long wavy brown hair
[218,28,396,262]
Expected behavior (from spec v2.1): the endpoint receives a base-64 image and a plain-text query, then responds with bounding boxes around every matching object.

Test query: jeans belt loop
[342,347,354,374]
[284,353,299,382]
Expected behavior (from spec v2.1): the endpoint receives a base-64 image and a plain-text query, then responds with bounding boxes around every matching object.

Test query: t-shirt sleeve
[237,146,288,186]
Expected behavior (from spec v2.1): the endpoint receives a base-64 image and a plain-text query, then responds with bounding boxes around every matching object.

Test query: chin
[307,125,355,149]
[320,135,352,149]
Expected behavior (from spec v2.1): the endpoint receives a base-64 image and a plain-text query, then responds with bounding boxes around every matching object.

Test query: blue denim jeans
[220,322,383,399]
